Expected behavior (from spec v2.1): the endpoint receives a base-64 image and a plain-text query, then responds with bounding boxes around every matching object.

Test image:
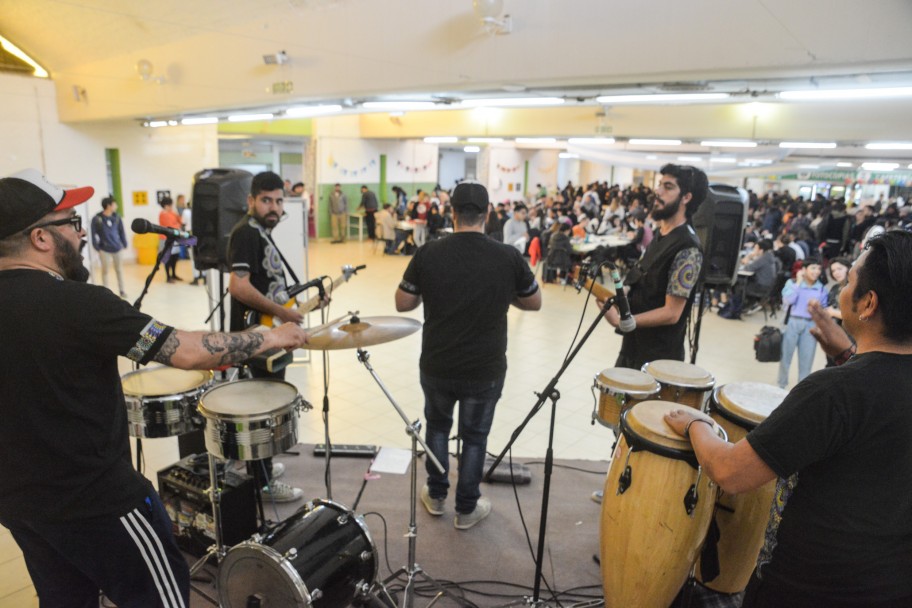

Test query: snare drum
[642,359,715,410]
[697,382,787,594]
[122,367,213,438]
[600,400,725,608]
[591,368,660,430]
[218,499,377,608]
[197,379,308,461]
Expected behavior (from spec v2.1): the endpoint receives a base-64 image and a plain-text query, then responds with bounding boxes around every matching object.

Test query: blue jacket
[91,212,127,253]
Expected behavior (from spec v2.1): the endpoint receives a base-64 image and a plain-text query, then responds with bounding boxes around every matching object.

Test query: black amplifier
[157,454,257,557]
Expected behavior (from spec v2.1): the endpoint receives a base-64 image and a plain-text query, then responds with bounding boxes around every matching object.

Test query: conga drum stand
[188,452,231,576]
[356,348,473,608]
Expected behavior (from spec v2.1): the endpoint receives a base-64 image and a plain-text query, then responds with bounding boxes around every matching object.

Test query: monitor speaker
[191,168,253,271]
[692,183,749,287]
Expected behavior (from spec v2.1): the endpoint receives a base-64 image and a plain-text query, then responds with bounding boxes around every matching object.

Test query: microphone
[131,218,191,240]
[606,264,636,333]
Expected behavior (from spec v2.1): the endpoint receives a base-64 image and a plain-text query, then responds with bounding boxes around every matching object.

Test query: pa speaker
[691,183,749,287]
[191,168,252,271]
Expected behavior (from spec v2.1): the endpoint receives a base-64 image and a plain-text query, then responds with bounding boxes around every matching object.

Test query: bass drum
[218,500,377,608]
[600,400,725,608]
[697,382,787,594]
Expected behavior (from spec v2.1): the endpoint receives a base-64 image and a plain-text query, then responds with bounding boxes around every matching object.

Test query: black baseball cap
[0,169,94,239]
[451,181,489,212]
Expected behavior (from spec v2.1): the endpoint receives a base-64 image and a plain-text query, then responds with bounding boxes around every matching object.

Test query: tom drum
[122,367,213,438]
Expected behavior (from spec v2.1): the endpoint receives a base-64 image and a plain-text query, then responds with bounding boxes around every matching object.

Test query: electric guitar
[244,264,365,329]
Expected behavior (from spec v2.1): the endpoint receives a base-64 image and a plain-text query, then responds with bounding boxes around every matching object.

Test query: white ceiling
[2,0,912,170]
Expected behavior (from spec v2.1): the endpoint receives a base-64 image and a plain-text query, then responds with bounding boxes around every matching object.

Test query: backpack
[754,326,782,362]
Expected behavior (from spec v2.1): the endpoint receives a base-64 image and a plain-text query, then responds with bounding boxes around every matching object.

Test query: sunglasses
[24,215,83,235]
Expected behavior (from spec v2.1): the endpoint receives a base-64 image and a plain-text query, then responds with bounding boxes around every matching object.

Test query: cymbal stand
[189,452,228,575]
[355,348,472,608]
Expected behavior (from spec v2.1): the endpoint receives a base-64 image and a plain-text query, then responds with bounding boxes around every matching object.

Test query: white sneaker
[262,481,303,503]
[454,497,491,530]
[271,462,285,479]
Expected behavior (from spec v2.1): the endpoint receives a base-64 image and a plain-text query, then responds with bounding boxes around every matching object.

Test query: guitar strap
[265,231,301,285]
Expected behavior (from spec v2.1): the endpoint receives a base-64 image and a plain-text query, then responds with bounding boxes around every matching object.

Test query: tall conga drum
[591,367,660,431]
[642,359,715,410]
[600,400,726,607]
[697,382,787,594]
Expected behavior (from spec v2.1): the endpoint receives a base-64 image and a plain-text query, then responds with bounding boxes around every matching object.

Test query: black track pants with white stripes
[1,494,190,608]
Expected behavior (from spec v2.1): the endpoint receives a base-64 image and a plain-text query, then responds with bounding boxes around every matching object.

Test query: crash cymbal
[304,316,422,350]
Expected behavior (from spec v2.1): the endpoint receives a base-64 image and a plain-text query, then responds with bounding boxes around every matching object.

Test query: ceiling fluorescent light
[516,137,556,144]
[861,162,899,171]
[836,162,854,168]
[148,120,169,128]
[779,87,912,101]
[710,157,737,163]
[285,104,342,117]
[460,97,565,108]
[596,93,729,104]
[865,142,912,150]
[0,35,49,78]
[467,137,504,143]
[227,113,274,122]
[779,141,837,149]
[559,152,579,159]
[677,156,703,162]
[798,164,821,169]
[464,146,481,153]
[701,140,758,148]
[744,158,774,164]
[181,117,218,125]
[424,136,458,143]
[567,137,615,145]
[629,138,682,146]
[362,101,436,111]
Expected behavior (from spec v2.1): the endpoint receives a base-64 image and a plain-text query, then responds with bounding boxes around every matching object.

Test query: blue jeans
[778,316,817,388]
[420,372,504,514]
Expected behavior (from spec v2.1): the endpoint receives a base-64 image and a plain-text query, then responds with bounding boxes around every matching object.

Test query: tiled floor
[0,237,825,606]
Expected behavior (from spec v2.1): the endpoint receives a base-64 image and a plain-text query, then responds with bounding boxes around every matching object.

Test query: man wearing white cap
[0,169,311,607]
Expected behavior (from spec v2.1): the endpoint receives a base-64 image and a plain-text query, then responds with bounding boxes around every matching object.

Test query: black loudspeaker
[692,183,749,287]
[191,168,253,271]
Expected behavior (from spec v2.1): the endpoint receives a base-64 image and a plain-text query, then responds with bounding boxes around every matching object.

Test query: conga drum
[697,382,787,594]
[600,400,726,607]
[642,359,715,410]
[591,368,660,431]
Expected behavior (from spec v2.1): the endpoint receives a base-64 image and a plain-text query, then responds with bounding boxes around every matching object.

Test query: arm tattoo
[201,332,266,366]
[152,332,180,366]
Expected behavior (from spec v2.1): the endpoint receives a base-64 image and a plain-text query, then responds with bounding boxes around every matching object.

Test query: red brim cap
[58,185,95,210]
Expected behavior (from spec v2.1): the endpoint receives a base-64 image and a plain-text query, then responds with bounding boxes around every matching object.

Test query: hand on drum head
[808,300,853,357]
[663,409,702,439]
[268,322,310,351]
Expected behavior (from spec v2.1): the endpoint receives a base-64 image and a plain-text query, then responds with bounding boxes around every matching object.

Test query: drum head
[715,382,787,427]
[199,378,299,416]
[624,400,718,451]
[121,367,212,397]
[217,542,309,607]
[642,359,714,389]
[596,368,660,396]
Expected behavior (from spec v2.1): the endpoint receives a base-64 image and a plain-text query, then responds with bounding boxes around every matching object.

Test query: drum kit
[121,313,457,608]
[591,360,788,607]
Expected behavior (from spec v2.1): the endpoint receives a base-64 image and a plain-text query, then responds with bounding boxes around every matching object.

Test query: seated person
[544,222,573,283]
[741,238,778,312]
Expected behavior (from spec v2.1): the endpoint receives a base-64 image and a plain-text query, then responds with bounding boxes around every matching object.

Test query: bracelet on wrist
[684,418,713,440]
[833,343,857,366]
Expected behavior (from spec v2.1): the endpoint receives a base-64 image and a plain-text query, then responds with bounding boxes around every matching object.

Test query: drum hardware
[188,451,230,576]
[486,261,621,605]
[354,346,471,608]
[616,448,634,495]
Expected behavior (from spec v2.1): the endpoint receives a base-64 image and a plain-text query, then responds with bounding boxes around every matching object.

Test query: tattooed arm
[152,323,309,369]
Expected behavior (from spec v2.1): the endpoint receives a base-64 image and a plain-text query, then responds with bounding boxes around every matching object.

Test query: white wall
[527,150,560,197]
[438,149,466,191]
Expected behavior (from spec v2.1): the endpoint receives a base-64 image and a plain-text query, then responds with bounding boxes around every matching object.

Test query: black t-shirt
[227,217,291,331]
[399,232,538,381]
[746,352,912,602]
[0,270,173,522]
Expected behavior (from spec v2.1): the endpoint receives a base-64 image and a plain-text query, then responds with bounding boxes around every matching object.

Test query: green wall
[315,181,436,238]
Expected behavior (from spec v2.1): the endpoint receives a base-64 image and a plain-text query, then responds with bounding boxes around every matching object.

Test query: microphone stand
[485,272,619,605]
[127,235,175,473]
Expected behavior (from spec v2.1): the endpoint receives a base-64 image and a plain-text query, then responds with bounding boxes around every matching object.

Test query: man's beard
[254,211,281,229]
[651,194,682,221]
[50,230,90,282]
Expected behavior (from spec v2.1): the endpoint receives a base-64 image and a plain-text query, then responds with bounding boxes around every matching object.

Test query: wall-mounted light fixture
[136,59,166,84]
[473,0,512,35]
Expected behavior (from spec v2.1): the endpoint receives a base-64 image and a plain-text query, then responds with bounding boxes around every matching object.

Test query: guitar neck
[297,274,348,314]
